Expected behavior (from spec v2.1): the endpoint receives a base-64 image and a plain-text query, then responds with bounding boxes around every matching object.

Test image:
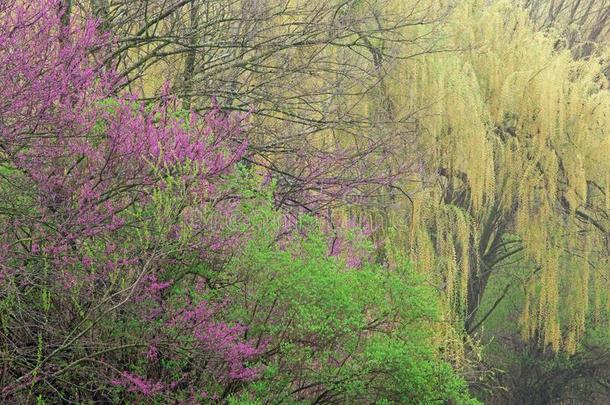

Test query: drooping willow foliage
[371,0,610,354]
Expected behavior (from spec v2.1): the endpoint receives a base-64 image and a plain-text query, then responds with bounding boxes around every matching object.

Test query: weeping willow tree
[375,0,610,354]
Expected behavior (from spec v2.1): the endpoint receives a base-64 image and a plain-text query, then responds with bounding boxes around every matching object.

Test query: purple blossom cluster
[0,1,261,400]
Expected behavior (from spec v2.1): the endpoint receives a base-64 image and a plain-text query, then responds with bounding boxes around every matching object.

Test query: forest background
[0,0,608,403]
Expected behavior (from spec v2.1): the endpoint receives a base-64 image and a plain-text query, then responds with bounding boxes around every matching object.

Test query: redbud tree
[0,1,259,401]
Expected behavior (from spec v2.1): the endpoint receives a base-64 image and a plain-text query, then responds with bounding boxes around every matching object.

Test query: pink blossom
[111,372,164,396]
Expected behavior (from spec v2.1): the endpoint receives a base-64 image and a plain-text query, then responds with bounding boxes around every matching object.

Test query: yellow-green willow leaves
[377,0,609,353]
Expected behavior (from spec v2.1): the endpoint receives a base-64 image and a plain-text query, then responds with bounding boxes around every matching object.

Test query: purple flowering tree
[0,1,261,402]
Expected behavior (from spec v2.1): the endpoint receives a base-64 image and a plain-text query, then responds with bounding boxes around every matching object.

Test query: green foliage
[165,168,479,404]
